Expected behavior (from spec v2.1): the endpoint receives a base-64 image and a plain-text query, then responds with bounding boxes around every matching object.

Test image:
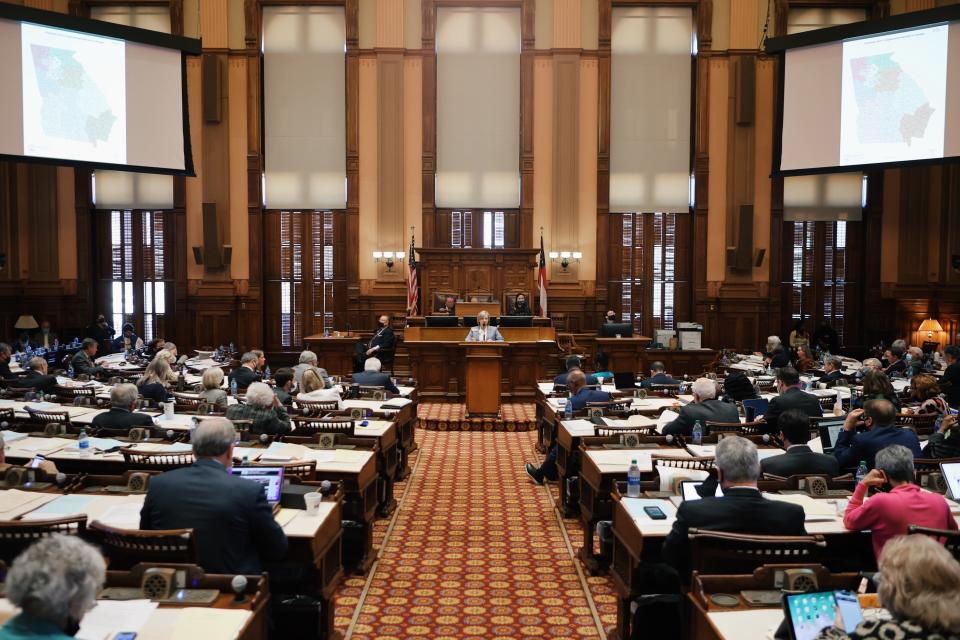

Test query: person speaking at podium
[465,310,503,342]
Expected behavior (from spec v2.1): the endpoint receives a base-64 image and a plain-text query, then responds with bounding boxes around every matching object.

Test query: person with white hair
[0,534,106,639]
[464,310,504,343]
[91,383,154,430]
[292,350,331,388]
[661,377,739,437]
[139,417,288,575]
[762,335,790,369]
[199,366,228,407]
[818,355,845,386]
[351,357,400,394]
[662,436,806,577]
[298,369,343,408]
[10,356,57,395]
[225,381,292,434]
[227,351,261,390]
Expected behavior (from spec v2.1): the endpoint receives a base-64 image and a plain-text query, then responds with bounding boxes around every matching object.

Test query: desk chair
[248,459,317,481]
[89,521,197,570]
[54,385,96,404]
[896,411,938,435]
[913,456,960,493]
[294,399,341,416]
[648,384,682,397]
[0,516,87,564]
[172,392,205,413]
[25,406,72,430]
[0,407,15,428]
[688,529,827,575]
[653,456,715,472]
[907,525,960,561]
[291,417,355,438]
[704,420,767,437]
[121,449,195,472]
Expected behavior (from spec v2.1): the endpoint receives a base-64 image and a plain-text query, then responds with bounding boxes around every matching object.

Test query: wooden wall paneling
[519,0,535,247]
[27,166,60,282]
[420,0,437,247]
[0,163,18,283]
[596,0,611,305]
[346,0,361,329]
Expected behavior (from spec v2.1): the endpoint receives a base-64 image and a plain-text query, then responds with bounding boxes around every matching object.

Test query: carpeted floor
[418,402,538,431]
[334,429,617,639]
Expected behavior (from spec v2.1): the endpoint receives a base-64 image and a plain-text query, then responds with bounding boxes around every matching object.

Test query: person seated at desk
[662,378,739,437]
[0,342,14,380]
[603,310,618,324]
[884,345,908,378]
[0,535,106,640]
[554,355,598,387]
[436,295,457,315]
[111,323,144,353]
[662,436,806,577]
[92,383,155,430]
[525,370,610,485]
[199,366,228,408]
[906,346,925,378]
[225,382,292,435]
[11,356,57,396]
[761,335,790,369]
[140,418,289,575]
[908,373,948,416]
[251,349,267,376]
[794,344,815,374]
[71,338,106,378]
[510,293,532,316]
[273,368,295,406]
[13,333,34,353]
[228,352,261,390]
[143,337,166,359]
[32,320,58,350]
[760,409,839,478]
[760,367,823,435]
[354,314,395,373]
[465,310,503,342]
[853,369,901,411]
[925,413,960,459]
[352,357,400,394]
[814,534,960,640]
[842,444,958,559]
[722,371,758,403]
[293,350,331,388]
[818,356,845,386]
[136,357,173,405]
[84,314,115,351]
[298,369,343,408]
[854,357,883,384]
[941,345,960,408]
[639,361,681,389]
[833,399,922,471]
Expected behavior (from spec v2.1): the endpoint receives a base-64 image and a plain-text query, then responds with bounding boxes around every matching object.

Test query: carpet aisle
[337,429,612,639]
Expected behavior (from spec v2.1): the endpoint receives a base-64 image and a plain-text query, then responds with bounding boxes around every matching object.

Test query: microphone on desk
[165,430,175,441]
[55,472,67,487]
[259,433,270,444]
[319,480,333,496]
[231,575,248,603]
[346,323,352,337]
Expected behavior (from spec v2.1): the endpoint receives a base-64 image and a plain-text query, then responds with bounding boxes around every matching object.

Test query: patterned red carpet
[335,429,615,639]
[418,402,538,431]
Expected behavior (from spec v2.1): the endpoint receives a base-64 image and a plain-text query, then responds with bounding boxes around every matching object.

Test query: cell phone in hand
[113,633,137,640]
[643,505,667,520]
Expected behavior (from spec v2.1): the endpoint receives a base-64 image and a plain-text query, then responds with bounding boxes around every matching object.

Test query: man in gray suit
[464,310,504,342]
[662,378,740,437]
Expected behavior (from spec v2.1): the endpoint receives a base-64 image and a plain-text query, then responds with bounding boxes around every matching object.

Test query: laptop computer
[613,372,637,391]
[741,397,769,419]
[817,419,846,453]
[679,480,723,501]
[230,466,284,509]
[941,462,960,501]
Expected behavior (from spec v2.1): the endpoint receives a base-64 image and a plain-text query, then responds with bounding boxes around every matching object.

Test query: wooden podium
[462,341,508,416]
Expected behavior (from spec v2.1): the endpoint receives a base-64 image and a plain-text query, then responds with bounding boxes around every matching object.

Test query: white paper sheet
[77,600,158,640]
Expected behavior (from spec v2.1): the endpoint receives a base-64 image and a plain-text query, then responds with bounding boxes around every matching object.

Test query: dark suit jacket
[111,334,141,353]
[833,425,922,470]
[140,458,288,575]
[137,382,169,404]
[351,371,400,394]
[662,399,740,436]
[569,388,612,411]
[760,445,840,478]
[639,372,681,389]
[10,371,58,395]
[941,362,960,407]
[368,326,396,354]
[91,407,155,430]
[762,387,823,434]
[0,360,12,380]
[884,359,907,377]
[70,350,103,377]
[818,370,844,385]
[228,366,260,390]
[768,350,791,369]
[554,371,599,387]
[662,487,807,576]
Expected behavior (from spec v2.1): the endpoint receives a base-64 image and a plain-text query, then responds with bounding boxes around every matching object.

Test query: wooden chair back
[0,407,15,427]
[896,412,938,435]
[295,399,341,416]
[0,516,87,563]
[248,459,318,481]
[89,521,197,570]
[120,449,195,471]
[172,392,204,413]
[25,406,71,426]
[291,417,355,437]
[54,385,96,402]
[688,529,827,575]
[907,525,960,562]
[653,456,715,471]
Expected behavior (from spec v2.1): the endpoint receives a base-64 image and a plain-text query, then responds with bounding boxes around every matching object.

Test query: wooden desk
[594,337,652,372]
[303,336,358,376]
[404,326,555,342]
[455,301,499,317]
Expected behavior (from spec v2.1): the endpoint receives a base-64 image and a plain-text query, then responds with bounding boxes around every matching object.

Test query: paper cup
[163,401,175,418]
[304,492,323,515]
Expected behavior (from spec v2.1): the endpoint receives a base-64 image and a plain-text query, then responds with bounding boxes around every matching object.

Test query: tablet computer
[679,480,723,501]
[941,461,960,501]
[782,590,862,640]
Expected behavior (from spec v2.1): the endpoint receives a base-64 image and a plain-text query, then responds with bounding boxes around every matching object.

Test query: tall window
[784,220,850,340]
[103,210,169,342]
[620,212,690,333]
[267,210,338,349]
[450,210,506,248]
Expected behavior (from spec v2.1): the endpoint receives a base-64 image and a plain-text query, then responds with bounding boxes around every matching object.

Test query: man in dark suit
[554,356,599,387]
[32,320,58,350]
[761,367,823,435]
[354,315,396,372]
[883,346,908,378]
[526,370,611,485]
[91,384,154,431]
[436,295,457,314]
[140,418,288,575]
[942,345,960,408]
[662,436,807,577]
[833,399,922,471]
[761,409,839,478]
[818,356,845,386]
[0,343,16,380]
[352,357,400,394]
[11,357,58,396]
[228,352,261,390]
[639,362,681,389]
[84,315,115,353]
[71,338,107,378]
[662,378,739,437]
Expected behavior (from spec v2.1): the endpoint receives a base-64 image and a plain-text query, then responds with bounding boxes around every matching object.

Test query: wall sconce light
[373,250,406,271]
[548,250,583,270]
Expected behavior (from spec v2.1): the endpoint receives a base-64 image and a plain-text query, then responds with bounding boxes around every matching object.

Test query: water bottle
[935,414,944,433]
[264,366,271,381]
[692,420,703,445]
[78,428,90,457]
[230,378,238,397]
[564,399,573,420]
[67,363,75,379]
[176,370,186,392]
[855,460,868,486]
[627,459,642,498]
[229,342,235,355]
[833,395,843,416]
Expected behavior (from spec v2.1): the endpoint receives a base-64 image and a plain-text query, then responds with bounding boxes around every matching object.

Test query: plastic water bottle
[833,395,843,416]
[627,459,642,498]
[692,420,703,446]
[935,414,944,433]
[78,428,90,457]
[264,366,271,381]
[230,378,238,397]
[67,363,75,379]
[855,460,868,485]
[564,399,573,420]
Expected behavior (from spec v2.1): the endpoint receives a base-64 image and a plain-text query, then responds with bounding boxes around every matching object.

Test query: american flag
[537,234,548,317]
[406,235,419,316]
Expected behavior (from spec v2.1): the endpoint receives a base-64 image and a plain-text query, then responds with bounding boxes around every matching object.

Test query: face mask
[42,329,49,335]
[905,354,912,362]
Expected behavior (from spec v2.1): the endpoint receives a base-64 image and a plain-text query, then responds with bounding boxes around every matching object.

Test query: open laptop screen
[942,462,960,501]
[817,420,846,453]
[680,480,723,501]
[230,466,284,503]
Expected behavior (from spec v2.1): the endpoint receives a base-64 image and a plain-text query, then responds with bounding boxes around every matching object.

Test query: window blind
[786,8,867,35]
[436,7,520,208]
[610,7,693,214]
